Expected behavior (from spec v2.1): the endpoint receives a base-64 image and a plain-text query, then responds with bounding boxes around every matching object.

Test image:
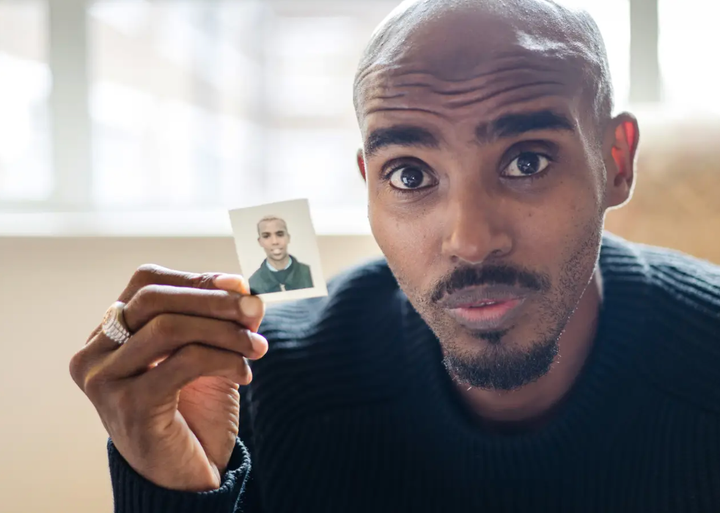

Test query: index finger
[121,285,265,335]
[85,266,250,345]
[118,264,249,303]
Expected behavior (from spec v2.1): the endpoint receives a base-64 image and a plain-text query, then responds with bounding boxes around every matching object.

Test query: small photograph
[228,199,328,304]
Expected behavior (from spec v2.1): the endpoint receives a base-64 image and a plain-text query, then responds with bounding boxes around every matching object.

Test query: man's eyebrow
[364,125,440,158]
[476,110,575,143]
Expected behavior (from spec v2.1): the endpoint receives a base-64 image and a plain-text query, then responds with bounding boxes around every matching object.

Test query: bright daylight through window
[0,0,716,234]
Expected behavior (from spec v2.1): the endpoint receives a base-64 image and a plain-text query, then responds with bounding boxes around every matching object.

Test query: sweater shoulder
[260,257,399,334]
[628,241,720,413]
[640,243,720,333]
[251,259,409,419]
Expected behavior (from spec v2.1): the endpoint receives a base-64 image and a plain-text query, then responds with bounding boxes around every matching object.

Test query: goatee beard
[442,332,560,391]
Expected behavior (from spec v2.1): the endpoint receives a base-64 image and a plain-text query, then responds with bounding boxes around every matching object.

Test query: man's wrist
[107,438,250,513]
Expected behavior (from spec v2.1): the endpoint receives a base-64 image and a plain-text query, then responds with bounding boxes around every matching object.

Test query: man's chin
[442,335,559,391]
[466,328,511,345]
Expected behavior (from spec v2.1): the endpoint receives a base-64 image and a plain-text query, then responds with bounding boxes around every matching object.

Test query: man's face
[258,219,290,262]
[358,10,625,391]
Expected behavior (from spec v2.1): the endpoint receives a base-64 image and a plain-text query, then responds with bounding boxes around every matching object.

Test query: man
[248,216,314,294]
[69,1,720,512]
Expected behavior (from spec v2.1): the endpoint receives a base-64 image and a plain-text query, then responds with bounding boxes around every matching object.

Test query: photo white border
[228,199,328,304]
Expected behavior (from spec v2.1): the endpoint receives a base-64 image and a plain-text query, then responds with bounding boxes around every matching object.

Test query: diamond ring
[101,301,132,345]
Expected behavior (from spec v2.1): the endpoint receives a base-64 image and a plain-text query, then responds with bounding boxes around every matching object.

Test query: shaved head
[353,0,613,137]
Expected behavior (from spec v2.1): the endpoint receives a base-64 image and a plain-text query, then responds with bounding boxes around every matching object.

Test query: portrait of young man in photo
[69,1,720,512]
[249,216,314,294]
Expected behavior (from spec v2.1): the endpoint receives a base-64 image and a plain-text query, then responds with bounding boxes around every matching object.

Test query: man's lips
[437,285,530,331]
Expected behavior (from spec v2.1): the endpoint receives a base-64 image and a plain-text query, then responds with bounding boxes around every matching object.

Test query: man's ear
[357,148,367,182]
[604,112,640,209]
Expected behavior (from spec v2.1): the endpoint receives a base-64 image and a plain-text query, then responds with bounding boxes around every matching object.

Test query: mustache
[430,264,551,303]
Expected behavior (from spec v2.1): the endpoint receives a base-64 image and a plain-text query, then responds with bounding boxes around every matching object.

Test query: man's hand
[69,265,267,492]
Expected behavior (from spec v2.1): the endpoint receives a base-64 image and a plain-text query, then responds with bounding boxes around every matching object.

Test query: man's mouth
[438,285,530,331]
[447,299,524,331]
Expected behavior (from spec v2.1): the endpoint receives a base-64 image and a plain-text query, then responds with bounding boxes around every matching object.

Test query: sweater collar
[266,256,293,272]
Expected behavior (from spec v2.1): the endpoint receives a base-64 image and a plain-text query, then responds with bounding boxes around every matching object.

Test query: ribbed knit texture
[108,234,720,512]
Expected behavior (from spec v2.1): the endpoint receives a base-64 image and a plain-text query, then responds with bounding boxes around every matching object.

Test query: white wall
[0,235,381,513]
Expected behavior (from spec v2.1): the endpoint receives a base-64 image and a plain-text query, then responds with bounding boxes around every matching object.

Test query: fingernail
[214,274,248,294]
[239,295,264,318]
[249,333,268,356]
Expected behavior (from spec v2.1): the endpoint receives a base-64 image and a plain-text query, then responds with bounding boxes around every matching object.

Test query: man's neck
[268,255,291,271]
[455,270,603,430]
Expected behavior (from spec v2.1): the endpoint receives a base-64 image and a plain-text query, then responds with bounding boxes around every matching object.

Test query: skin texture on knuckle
[214,353,251,385]
[112,385,139,417]
[169,344,208,380]
[172,344,249,384]
[70,339,118,396]
[119,264,169,302]
[82,366,115,402]
[235,358,253,385]
[135,263,165,278]
[69,350,89,390]
[127,284,167,326]
[186,272,219,291]
[201,290,245,326]
[107,383,156,439]
[134,283,165,304]
[147,313,181,344]
[176,343,205,365]
[227,323,255,355]
[131,264,165,288]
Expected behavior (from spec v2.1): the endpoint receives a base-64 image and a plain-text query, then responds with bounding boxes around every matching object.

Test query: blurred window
[0,2,51,202]
[87,1,396,213]
[658,0,720,113]
[1,0,707,233]
[89,0,630,212]
[562,0,631,110]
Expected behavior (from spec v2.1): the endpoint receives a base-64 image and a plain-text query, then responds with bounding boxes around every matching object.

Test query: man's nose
[440,184,513,265]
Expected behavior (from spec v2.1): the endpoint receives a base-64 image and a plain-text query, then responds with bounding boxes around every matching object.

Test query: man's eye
[503,152,550,178]
[388,166,434,190]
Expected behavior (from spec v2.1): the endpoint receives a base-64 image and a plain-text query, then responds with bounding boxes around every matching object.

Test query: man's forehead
[357,62,585,148]
[354,1,602,129]
[360,55,579,112]
[359,51,584,118]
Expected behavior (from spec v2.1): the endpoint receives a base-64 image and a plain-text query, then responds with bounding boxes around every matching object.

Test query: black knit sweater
[108,234,720,512]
